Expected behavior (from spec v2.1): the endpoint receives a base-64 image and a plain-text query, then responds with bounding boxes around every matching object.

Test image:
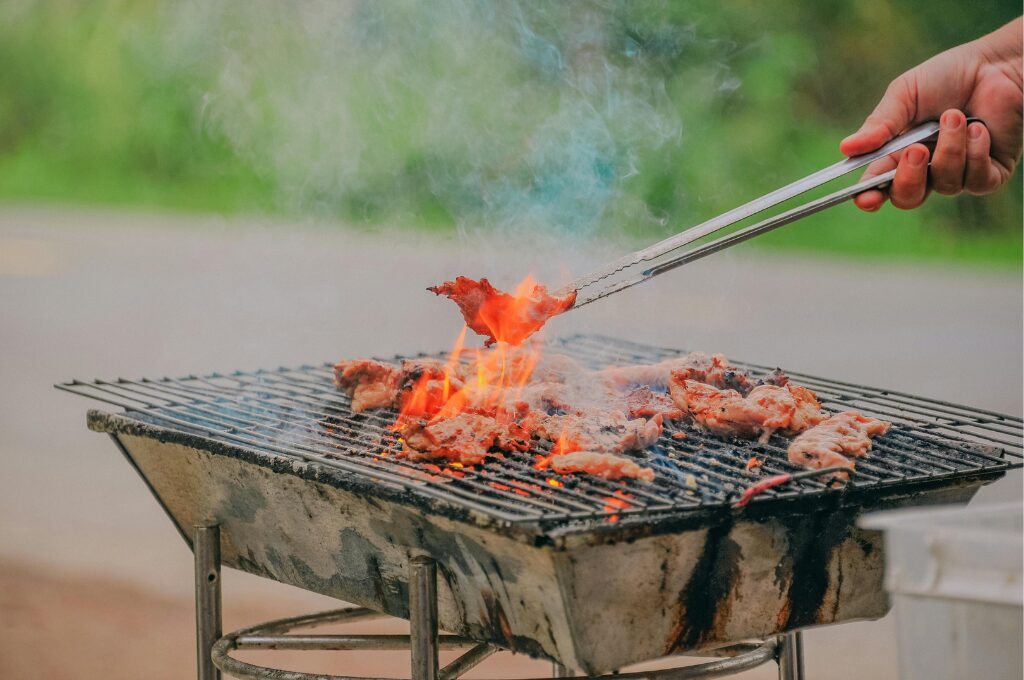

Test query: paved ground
[1,205,1020,679]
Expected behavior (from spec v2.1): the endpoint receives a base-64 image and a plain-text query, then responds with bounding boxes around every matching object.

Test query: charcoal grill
[58,334,1022,679]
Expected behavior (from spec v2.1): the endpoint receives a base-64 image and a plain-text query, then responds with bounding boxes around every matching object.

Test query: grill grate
[58,334,1022,527]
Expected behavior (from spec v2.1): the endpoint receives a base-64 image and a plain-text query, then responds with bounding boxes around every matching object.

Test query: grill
[58,334,1023,675]
[60,334,1021,533]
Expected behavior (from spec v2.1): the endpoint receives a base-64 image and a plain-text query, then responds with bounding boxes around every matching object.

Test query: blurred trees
[0,0,1019,264]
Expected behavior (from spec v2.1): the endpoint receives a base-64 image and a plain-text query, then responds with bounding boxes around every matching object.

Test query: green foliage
[0,0,1019,265]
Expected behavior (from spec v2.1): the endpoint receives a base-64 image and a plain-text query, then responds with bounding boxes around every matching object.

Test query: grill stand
[195,526,222,680]
[194,527,803,680]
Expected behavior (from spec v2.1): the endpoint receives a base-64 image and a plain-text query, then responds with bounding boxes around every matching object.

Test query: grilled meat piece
[428,276,576,346]
[786,385,828,433]
[333,360,401,412]
[602,352,778,395]
[787,412,891,471]
[395,359,465,415]
[550,451,655,482]
[670,380,826,441]
[335,358,467,417]
[526,411,663,454]
[624,385,685,420]
[757,368,790,388]
[400,414,531,465]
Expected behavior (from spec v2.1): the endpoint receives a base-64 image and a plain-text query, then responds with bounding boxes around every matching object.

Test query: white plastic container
[861,502,1023,680]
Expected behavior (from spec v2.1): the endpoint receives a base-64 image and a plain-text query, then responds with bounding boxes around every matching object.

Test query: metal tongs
[563,119,967,308]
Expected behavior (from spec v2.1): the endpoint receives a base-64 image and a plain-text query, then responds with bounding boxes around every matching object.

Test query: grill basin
[66,335,1021,673]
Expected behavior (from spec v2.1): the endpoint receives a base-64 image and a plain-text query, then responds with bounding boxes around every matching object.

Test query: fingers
[964,121,1002,195]
[853,155,899,211]
[840,73,917,157]
[889,144,930,210]
[930,109,967,195]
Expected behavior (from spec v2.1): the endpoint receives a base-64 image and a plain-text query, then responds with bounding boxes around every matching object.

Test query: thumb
[840,73,918,157]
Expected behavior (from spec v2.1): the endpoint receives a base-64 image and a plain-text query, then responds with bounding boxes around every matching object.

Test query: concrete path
[1,206,1020,679]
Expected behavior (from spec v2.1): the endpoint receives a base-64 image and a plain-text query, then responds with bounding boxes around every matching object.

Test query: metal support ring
[210,606,780,680]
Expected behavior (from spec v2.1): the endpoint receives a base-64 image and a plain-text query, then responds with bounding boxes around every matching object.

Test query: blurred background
[1,1,1020,679]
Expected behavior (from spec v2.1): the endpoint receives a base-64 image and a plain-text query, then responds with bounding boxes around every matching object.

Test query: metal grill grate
[58,334,1022,527]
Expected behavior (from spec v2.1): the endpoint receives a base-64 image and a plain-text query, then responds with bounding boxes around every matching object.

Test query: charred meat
[334,342,886,487]
[400,414,531,465]
[429,276,576,346]
[526,411,664,455]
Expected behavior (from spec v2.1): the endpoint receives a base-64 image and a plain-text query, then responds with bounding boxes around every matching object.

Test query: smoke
[165,1,738,280]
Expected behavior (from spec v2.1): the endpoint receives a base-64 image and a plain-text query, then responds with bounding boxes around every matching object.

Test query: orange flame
[393,290,546,433]
[551,429,581,456]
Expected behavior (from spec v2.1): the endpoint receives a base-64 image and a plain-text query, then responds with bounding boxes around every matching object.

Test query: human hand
[840,18,1023,211]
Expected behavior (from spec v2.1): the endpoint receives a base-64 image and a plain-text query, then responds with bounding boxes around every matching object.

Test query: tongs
[562,119,967,308]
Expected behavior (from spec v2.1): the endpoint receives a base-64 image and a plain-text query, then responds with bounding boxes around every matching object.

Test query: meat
[334,342,889,488]
[526,411,664,455]
[429,276,576,346]
[787,412,892,471]
[670,380,826,441]
[333,360,400,412]
[550,451,655,483]
[786,385,828,433]
[333,358,465,416]
[602,352,784,395]
[400,414,531,465]
[624,385,685,420]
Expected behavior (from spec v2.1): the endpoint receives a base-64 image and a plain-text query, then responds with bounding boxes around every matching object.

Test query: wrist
[976,17,1023,88]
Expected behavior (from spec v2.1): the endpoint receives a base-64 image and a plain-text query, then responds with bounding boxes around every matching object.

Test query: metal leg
[552,662,572,677]
[194,526,222,680]
[777,631,805,680]
[410,556,439,680]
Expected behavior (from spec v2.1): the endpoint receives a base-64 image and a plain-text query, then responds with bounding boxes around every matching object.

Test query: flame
[394,291,545,433]
[546,478,563,488]
[475,275,539,346]
[551,429,581,456]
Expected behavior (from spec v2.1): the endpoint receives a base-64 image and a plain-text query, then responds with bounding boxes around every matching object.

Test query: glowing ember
[428,275,576,346]
[390,324,542,435]
[602,490,634,523]
[603,491,632,510]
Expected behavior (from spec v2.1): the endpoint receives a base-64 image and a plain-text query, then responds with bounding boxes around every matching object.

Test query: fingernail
[968,124,983,140]
[941,111,962,130]
[907,147,927,166]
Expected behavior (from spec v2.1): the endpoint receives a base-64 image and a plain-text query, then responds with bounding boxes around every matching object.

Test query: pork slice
[333,359,401,412]
[400,413,531,465]
[550,451,655,482]
[787,411,891,470]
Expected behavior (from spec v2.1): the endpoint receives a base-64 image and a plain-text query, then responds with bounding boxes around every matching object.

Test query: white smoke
[164,1,739,281]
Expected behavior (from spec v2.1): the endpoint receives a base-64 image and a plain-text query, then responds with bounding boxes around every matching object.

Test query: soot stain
[672,523,742,650]
[337,528,400,611]
[783,510,851,628]
[368,515,516,585]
